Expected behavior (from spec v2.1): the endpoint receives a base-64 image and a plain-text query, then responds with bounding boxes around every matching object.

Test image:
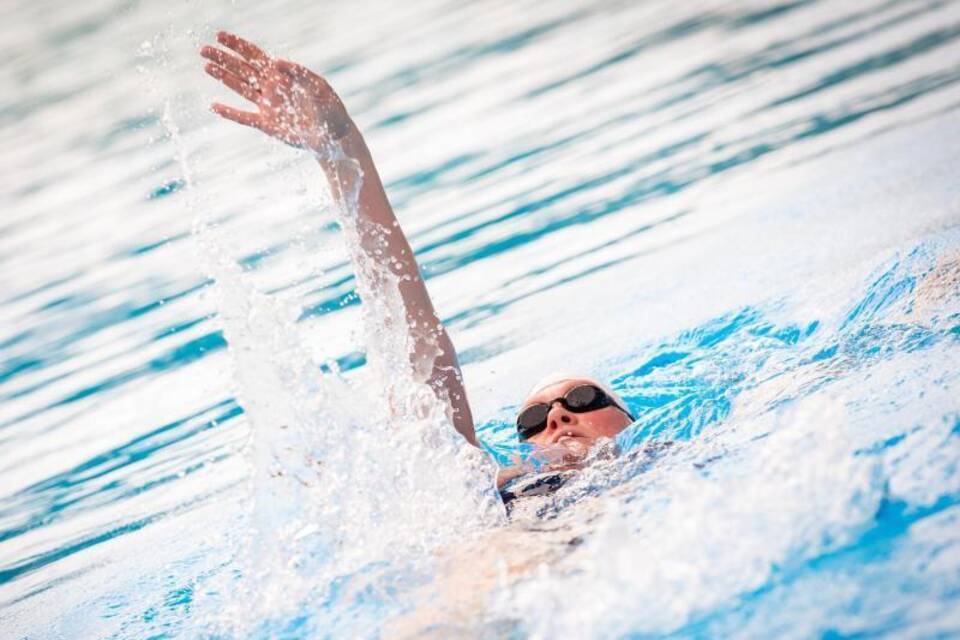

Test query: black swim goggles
[516,384,630,441]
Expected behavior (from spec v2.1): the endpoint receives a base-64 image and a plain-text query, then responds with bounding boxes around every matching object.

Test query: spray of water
[491,397,885,637]
[156,90,504,631]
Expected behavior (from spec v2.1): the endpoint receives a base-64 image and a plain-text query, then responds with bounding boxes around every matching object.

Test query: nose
[546,401,575,431]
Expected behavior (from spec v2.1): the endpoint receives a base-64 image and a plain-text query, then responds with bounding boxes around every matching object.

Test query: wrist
[312,118,366,167]
[312,114,360,148]
[329,114,359,142]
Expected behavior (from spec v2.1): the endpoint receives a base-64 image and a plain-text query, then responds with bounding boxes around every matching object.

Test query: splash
[157,99,502,632]
[494,397,886,637]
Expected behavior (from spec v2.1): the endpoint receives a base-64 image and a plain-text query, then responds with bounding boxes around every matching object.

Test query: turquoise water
[3,0,960,637]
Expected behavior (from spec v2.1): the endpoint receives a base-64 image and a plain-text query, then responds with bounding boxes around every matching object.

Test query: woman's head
[517,374,634,453]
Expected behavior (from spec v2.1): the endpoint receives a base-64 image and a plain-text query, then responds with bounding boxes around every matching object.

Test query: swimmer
[496,374,635,508]
[200,32,636,497]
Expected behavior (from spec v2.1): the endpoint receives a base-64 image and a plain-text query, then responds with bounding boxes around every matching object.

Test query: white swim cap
[524,371,633,417]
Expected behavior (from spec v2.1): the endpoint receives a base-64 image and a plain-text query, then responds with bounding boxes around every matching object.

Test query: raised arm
[201,31,477,446]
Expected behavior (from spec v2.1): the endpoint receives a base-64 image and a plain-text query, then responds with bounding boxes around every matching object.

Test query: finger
[205,62,260,103]
[201,45,260,87]
[211,103,262,129]
[217,31,270,69]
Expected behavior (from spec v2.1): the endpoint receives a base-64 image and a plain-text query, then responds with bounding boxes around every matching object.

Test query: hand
[201,31,354,152]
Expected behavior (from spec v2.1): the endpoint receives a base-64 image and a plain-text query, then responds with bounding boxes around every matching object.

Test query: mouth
[553,430,589,445]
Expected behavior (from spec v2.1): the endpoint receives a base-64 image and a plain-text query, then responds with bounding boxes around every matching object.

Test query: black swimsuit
[497,442,673,518]
[498,469,578,516]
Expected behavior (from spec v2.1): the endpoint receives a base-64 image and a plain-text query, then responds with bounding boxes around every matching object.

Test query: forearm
[320,123,424,293]
[316,123,477,446]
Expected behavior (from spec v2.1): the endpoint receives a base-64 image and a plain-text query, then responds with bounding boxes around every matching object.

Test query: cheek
[582,408,629,438]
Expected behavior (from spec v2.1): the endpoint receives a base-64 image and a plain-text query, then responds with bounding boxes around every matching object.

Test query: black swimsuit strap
[499,470,574,507]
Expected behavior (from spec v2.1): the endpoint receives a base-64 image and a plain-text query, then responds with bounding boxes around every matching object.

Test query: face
[520,379,632,455]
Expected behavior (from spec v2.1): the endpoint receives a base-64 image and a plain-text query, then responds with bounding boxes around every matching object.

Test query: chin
[556,434,593,454]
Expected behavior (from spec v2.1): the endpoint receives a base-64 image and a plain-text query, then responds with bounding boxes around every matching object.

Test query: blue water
[3,0,960,637]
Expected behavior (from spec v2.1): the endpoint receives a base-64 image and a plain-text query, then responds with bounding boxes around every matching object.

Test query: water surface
[2,0,960,637]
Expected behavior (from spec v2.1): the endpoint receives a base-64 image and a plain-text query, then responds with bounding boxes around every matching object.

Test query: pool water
[3,0,960,637]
